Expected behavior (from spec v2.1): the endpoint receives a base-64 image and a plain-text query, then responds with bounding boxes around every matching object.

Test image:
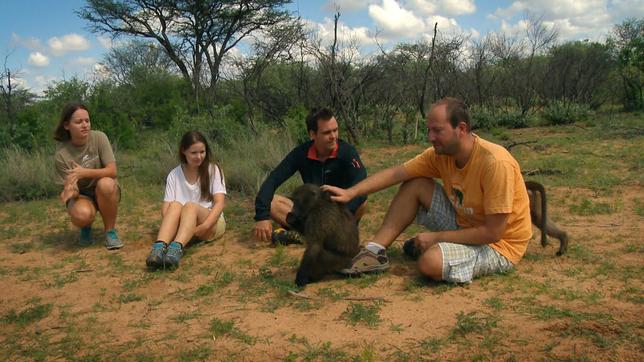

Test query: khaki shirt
[54,130,116,192]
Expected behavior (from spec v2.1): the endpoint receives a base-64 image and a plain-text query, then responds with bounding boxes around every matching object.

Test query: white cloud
[369,0,427,37]
[491,0,618,41]
[72,57,97,66]
[28,52,49,67]
[305,17,377,46]
[33,75,58,93]
[324,0,375,12]
[48,34,90,56]
[611,0,644,19]
[11,33,44,52]
[97,35,114,49]
[409,0,476,16]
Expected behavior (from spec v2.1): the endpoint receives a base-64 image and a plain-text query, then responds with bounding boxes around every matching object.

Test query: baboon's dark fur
[525,181,569,256]
[287,184,360,286]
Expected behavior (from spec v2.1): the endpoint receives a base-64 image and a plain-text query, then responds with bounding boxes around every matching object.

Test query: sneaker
[271,228,302,245]
[163,241,184,269]
[339,247,390,275]
[105,229,124,250]
[146,241,167,269]
[79,226,94,246]
[403,238,422,259]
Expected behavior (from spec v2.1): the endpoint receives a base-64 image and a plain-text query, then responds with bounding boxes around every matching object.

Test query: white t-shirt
[164,164,226,209]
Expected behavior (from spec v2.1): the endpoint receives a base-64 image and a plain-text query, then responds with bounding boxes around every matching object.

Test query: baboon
[525,181,569,255]
[286,184,360,287]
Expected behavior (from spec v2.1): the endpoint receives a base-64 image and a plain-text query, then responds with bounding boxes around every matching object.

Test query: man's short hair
[431,97,471,131]
[306,107,335,133]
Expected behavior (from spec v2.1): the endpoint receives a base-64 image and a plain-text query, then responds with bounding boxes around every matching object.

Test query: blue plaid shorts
[416,183,513,283]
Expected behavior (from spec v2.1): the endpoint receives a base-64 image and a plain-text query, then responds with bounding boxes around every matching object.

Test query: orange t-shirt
[403,135,532,264]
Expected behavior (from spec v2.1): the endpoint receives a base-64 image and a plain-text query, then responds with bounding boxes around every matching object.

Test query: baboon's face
[288,185,321,225]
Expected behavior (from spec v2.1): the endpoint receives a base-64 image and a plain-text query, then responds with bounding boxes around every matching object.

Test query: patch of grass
[418,337,444,353]
[178,346,211,361]
[172,310,200,323]
[9,242,34,254]
[268,246,299,267]
[484,297,503,311]
[209,318,255,345]
[122,272,159,292]
[49,272,78,288]
[344,273,381,288]
[193,271,234,298]
[634,198,644,216]
[118,293,144,304]
[340,302,382,327]
[450,311,499,338]
[2,303,53,327]
[287,336,350,362]
[569,198,614,215]
[612,287,644,304]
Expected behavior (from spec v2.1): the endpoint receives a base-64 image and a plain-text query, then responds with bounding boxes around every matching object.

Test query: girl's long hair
[179,131,223,202]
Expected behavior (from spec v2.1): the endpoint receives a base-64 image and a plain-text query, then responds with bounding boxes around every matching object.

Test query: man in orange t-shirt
[323,97,532,283]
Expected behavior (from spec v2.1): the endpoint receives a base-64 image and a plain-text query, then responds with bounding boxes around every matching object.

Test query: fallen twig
[344,296,389,302]
[288,290,318,299]
[72,269,93,273]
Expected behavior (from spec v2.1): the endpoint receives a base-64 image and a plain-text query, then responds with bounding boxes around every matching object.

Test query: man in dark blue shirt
[254,108,367,242]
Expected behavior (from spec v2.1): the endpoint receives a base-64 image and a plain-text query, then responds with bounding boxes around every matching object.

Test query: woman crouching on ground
[146,131,226,269]
[54,102,123,249]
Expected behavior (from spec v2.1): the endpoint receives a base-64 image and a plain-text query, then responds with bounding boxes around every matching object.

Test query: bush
[216,130,296,195]
[470,105,500,130]
[542,100,592,125]
[0,146,58,201]
[470,105,529,129]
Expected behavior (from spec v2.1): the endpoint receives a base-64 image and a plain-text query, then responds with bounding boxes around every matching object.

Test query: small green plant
[484,297,503,311]
[118,293,144,304]
[450,311,499,338]
[340,302,382,327]
[2,303,53,327]
[209,318,255,345]
[172,310,200,323]
[569,198,613,215]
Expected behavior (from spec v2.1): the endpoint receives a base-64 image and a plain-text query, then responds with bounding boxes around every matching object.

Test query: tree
[78,0,293,106]
[609,18,644,111]
[102,39,175,85]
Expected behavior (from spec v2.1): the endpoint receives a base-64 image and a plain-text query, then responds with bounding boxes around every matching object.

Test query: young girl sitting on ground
[146,131,226,269]
[54,102,123,249]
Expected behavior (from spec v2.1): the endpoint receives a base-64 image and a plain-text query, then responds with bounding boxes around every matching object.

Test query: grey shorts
[416,182,513,283]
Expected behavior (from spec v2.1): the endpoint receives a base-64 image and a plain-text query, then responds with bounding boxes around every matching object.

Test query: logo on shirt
[450,187,474,215]
[351,158,361,168]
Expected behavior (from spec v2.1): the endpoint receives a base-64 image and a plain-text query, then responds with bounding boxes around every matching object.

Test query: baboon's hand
[295,269,308,287]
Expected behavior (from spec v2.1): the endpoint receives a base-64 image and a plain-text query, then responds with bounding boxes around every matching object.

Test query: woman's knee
[417,245,443,280]
[96,177,117,195]
[69,205,96,227]
[181,202,200,215]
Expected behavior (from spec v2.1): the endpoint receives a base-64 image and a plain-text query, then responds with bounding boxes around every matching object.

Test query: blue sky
[1,0,642,94]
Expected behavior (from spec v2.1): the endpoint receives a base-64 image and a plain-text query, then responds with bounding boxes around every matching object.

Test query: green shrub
[542,100,592,125]
[470,105,500,130]
[470,105,529,129]
[0,146,58,201]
